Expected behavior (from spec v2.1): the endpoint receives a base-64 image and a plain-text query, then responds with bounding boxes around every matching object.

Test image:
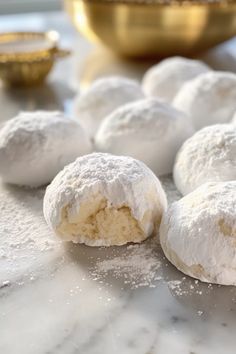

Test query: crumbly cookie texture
[160,181,236,285]
[174,71,236,130]
[74,76,144,138]
[173,124,236,195]
[44,153,167,246]
[142,57,210,103]
[95,98,194,176]
[0,111,92,187]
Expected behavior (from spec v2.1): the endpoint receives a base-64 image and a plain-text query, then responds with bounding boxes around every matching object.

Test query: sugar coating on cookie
[142,57,210,103]
[74,76,144,138]
[95,98,194,176]
[174,71,236,130]
[160,181,236,285]
[173,124,236,195]
[44,153,167,246]
[0,111,92,187]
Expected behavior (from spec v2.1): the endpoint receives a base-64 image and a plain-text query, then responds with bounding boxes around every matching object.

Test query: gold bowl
[0,31,70,87]
[64,0,236,57]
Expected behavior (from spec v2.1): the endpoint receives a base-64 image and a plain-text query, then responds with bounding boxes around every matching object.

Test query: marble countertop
[1,11,236,354]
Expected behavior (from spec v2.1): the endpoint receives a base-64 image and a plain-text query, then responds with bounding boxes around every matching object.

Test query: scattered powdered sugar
[0,173,220,298]
[0,185,55,254]
[167,279,204,296]
[85,176,181,289]
[168,280,183,290]
[0,182,60,281]
[90,237,162,289]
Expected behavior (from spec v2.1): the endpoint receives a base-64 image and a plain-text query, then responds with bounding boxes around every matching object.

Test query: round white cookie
[142,57,210,103]
[95,98,194,176]
[0,111,92,187]
[174,71,236,130]
[44,153,167,246]
[174,124,236,195]
[74,76,144,138]
[160,181,236,285]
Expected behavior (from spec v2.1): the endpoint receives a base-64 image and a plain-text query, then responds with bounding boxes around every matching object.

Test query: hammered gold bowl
[64,0,236,57]
[0,31,70,86]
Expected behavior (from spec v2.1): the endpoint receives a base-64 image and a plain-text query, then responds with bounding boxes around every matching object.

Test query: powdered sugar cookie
[160,181,236,285]
[173,124,236,195]
[174,71,236,130]
[95,98,194,176]
[0,111,92,187]
[142,57,210,103]
[74,76,144,138]
[44,153,167,246]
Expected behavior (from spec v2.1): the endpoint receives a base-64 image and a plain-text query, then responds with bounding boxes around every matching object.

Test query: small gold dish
[65,0,236,57]
[0,31,70,86]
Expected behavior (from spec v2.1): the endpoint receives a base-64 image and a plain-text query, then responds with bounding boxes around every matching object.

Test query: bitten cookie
[44,153,167,246]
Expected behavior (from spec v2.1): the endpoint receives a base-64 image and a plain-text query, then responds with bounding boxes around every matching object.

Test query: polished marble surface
[1,11,236,354]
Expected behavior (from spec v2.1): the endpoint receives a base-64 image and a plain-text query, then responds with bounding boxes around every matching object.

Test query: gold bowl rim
[0,31,61,63]
[75,0,236,6]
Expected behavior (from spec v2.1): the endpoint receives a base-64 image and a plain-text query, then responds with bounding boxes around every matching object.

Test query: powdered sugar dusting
[91,238,162,288]
[95,98,194,176]
[74,76,144,138]
[160,181,236,285]
[142,56,210,103]
[0,111,92,187]
[84,176,180,289]
[0,183,60,281]
[173,124,236,195]
[44,153,167,246]
[173,71,236,130]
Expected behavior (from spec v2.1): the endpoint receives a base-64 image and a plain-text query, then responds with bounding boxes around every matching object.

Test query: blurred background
[0,0,236,121]
[0,0,61,14]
